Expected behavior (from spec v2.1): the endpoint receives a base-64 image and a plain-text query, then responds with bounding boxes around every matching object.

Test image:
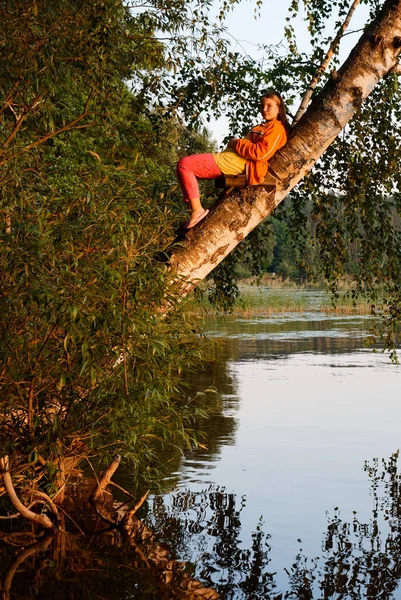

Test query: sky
[208,0,371,145]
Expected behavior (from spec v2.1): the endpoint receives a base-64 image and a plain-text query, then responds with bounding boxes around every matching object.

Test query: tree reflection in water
[146,452,401,599]
[1,453,401,599]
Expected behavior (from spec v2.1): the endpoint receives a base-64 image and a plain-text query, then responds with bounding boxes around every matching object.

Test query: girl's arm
[234,122,285,162]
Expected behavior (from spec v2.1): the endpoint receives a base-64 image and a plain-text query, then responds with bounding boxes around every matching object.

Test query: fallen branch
[0,499,53,520]
[0,456,54,530]
[122,489,150,519]
[89,454,121,526]
[90,454,121,504]
[108,479,137,500]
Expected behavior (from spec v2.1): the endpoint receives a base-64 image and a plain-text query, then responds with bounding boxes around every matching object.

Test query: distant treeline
[234,194,401,283]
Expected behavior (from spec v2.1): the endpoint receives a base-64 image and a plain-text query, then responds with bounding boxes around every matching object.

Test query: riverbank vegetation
[0,0,221,527]
[188,275,379,316]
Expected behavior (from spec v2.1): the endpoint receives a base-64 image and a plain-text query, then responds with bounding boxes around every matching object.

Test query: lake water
[144,308,401,599]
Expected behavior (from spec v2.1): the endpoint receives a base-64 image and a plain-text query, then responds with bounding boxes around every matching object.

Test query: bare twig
[293,0,361,125]
[0,456,54,530]
[34,490,61,523]
[56,504,86,536]
[108,480,137,500]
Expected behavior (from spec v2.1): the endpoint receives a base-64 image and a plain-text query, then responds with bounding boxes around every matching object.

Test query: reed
[188,277,380,317]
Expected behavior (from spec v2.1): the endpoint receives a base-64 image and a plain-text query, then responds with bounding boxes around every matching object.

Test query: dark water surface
[144,310,401,599]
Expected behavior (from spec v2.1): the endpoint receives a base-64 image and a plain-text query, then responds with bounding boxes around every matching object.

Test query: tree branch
[293,0,361,125]
[1,94,44,149]
[0,456,54,530]
[0,499,53,520]
[0,92,95,167]
[1,112,28,147]
[90,454,121,504]
[89,454,121,525]
[122,489,149,520]
[0,75,26,116]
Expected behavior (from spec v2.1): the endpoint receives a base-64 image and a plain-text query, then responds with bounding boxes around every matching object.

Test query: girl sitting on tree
[176,91,290,228]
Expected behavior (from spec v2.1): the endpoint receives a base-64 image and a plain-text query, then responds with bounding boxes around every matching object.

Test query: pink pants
[176,154,223,203]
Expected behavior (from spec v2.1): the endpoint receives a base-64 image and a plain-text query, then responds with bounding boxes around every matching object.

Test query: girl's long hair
[261,91,291,135]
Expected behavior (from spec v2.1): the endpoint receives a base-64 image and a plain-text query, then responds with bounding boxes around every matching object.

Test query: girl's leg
[176,154,222,227]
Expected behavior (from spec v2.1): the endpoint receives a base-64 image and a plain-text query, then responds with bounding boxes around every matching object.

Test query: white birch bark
[169,0,401,294]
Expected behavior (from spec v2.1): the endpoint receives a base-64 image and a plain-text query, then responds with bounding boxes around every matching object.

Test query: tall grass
[189,276,379,316]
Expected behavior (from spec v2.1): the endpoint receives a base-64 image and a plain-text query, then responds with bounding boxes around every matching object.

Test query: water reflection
[204,312,375,359]
[2,453,401,599]
[145,453,401,599]
[1,309,400,598]
[151,310,401,598]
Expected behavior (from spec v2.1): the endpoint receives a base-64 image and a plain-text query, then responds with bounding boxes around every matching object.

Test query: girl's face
[260,97,280,121]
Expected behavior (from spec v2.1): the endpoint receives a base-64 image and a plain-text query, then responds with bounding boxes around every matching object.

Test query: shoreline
[187,276,381,317]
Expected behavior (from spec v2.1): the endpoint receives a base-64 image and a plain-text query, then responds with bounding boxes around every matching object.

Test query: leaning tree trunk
[169,0,401,292]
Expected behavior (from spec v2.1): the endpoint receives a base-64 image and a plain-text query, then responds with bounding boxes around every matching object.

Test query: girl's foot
[186,208,209,229]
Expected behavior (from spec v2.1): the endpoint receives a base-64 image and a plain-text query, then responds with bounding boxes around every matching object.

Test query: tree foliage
[0,0,219,502]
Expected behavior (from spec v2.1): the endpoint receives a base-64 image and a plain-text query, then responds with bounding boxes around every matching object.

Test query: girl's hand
[226,138,239,148]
